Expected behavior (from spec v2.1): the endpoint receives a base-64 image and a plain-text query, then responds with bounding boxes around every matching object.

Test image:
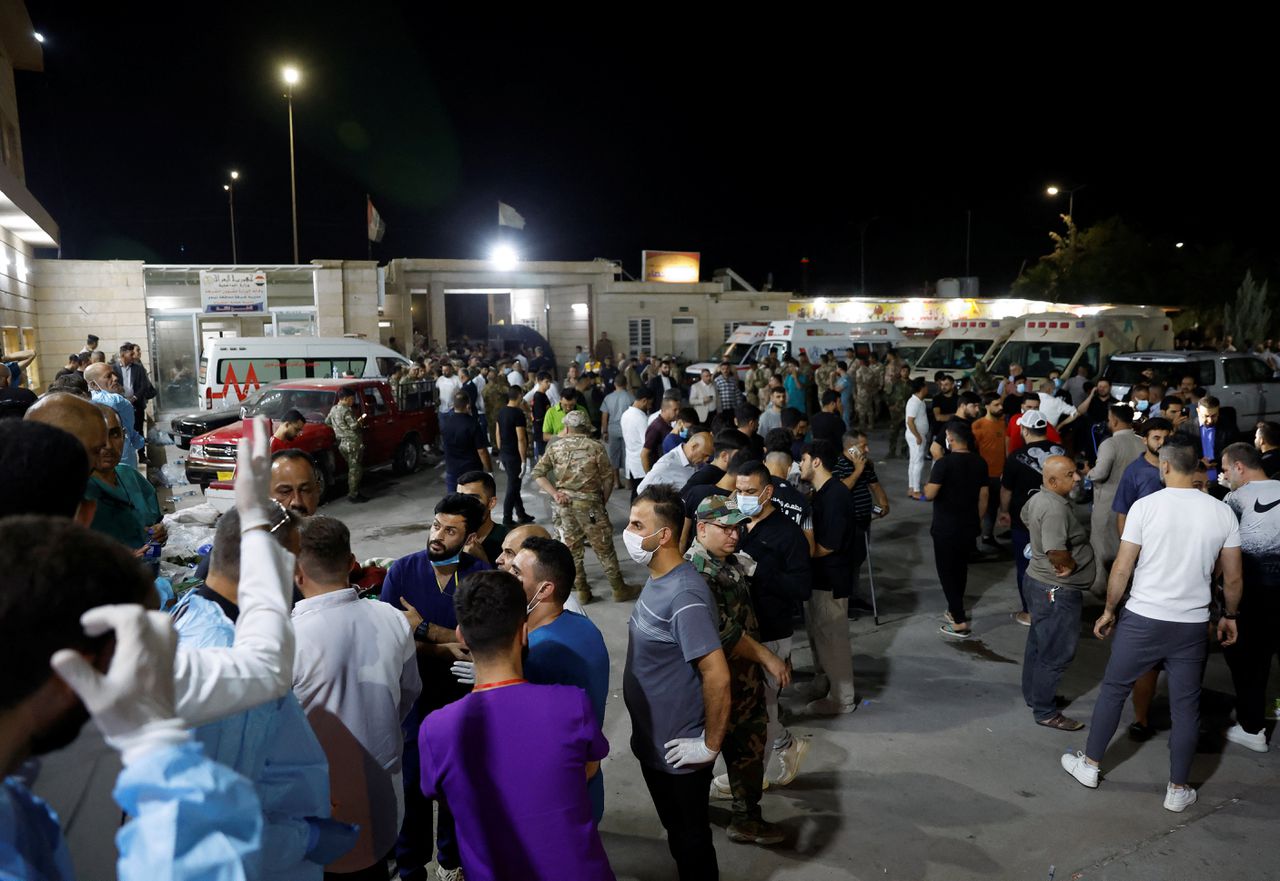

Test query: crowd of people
[1,327,1278,881]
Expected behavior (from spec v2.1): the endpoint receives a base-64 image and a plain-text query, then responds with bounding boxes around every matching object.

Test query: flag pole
[366,193,372,262]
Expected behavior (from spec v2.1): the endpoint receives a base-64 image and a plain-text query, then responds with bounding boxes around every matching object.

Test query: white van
[911,318,1018,382]
[684,323,769,378]
[198,337,411,411]
[685,320,855,380]
[847,322,907,360]
[987,307,1173,383]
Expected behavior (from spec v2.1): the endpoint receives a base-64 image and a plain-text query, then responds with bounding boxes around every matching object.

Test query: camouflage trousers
[724,658,767,824]
[887,406,906,456]
[557,498,625,593]
[855,393,878,433]
[340,441,364,498]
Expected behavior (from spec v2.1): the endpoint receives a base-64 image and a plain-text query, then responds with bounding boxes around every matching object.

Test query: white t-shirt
[507,369,525,387]
[522,382,560,407]
[436,375,462,413]
[621,406,650,478]
[1122,487,1241,623]
[1037,392,1076,426]
[905,395,929,439]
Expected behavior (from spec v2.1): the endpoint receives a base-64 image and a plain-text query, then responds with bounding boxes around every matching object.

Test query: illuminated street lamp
[224,171,240,263]
[282,65,301,263]
[1045,183,1086,221]
[490,244,519,271]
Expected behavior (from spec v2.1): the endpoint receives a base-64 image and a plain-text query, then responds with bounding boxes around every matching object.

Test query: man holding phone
[325,387,369,504]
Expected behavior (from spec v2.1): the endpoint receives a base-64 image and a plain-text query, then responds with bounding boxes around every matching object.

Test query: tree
[1013,216,1162,304]
[1223,271,1272,346]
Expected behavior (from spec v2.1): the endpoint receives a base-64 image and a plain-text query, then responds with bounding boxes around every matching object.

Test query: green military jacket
[325,400,362,446]
[530,433,612,500]
[684,539,760,653]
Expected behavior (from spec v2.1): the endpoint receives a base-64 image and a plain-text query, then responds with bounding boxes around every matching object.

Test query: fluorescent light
[378,320,392,328]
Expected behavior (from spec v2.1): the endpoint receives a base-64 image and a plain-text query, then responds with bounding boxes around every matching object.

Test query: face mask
[1136,399,1149,412]
[1053,378,1062,389]
[736,493,762,517]
[679,428,689,438]
[526,585,547,615]
[1015,383,1026,394]
[623,528,663,566]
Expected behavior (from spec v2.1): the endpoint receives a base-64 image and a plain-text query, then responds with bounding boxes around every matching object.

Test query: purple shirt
[419,683,614,881]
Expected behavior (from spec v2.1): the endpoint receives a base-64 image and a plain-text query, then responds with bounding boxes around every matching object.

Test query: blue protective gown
[171,591,333,881]
[2,741,262,881]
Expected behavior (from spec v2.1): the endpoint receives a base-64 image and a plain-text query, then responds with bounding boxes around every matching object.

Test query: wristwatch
[414,621,432,641]
[1222,611,1240,620]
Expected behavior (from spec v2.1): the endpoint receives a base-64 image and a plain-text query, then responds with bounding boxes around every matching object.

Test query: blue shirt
[1112,455,1163,515]
[171,590,332,880]
[91,389,145,468]
[1200,425,1219,481]
[526,611,610,821]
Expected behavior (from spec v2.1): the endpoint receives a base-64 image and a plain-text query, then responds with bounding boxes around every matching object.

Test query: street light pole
[224,171,239,264]
[283,66,301,264]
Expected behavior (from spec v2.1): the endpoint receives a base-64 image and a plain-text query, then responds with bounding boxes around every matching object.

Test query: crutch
[865,529,880,626]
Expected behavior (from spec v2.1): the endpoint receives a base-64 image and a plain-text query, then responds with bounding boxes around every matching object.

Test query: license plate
[216,471,234,481]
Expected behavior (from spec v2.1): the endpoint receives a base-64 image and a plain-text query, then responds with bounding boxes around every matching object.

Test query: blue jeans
[1021,577,1083,720]
[1011,526,1030,612]
[1084,610,1208,786]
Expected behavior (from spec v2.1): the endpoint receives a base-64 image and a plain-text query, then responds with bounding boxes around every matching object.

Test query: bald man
[25,393,110,468]
[495,523,588,616]
[1020,455,1095,731]
[85,362,145,468]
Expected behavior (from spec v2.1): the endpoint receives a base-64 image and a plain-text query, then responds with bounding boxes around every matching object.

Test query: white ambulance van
[197,337,411,411]
[846,322,907,360]
[684,323,769,378]
[987,307,1173,383]
[911,318,1019,383]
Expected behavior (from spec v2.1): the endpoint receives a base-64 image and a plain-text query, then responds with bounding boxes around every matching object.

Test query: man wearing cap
[998,410,1066,624]
[532,409,639,603]
[685,495,788,846]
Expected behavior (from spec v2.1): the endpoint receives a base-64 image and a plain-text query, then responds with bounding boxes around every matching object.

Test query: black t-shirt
[740,508,812,641]
[810,411,846,446]
[928,451,988,538]
[440,412,487,474]
[1000,439,1066,527]
[810,478,856,597]
[1262,448,1280,479]
[0,387,37,420]
[770,477,810,527]
[682,464,724,492]
[496,406,526,458]
[930,391,958,433]
[530,391,550,441]
[682,484,729,522]
[832,455,879,521]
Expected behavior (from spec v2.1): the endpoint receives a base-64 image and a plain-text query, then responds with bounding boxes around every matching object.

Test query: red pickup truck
[185,378,437,497]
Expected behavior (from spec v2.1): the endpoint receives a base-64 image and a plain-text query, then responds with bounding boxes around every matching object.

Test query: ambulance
[846,322,908,360]
[684,323,769,378]
[685,320,855,379]
[911,318,1019,383]
[987,307,1173,383]
[197,337,411,411]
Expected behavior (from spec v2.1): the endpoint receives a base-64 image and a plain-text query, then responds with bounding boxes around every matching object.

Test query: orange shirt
[972,416,1006,478]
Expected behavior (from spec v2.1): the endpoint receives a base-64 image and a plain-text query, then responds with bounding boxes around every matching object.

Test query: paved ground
[258,430,1278,881]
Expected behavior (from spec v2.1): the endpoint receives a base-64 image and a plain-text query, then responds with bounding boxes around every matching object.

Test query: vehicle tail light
[205,387,213,411]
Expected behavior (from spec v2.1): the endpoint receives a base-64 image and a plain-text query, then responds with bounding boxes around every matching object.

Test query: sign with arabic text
[200,271,268,313]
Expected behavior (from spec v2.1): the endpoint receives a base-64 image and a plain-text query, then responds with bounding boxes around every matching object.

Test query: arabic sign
[200,271,268,313]
[642,250,700,283]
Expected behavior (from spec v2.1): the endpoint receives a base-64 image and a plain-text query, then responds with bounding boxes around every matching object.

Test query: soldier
[685,495,788,846]
[853,355,884,434]
[743,358,770,409]
[325,386,369,503]
[813,353,836,399]
[883,363,912,459]
[531,409,639,604]
[482,365,511,448]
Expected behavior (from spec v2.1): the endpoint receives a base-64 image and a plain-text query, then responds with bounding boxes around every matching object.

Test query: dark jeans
[396,739,458,878]
[500,454,527,521]
[982,476,1001,538]
[1223,592,1280,735]
[1021,577,1083,720]
[933,533,971,624]
[1011,526,1031,612]
[1084,610,1207,786]
[630,475,644,501]
[326,856,391,881]
[640,764,718,881]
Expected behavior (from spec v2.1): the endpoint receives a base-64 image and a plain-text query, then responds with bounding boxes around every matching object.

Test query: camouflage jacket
[684,539,760,653]
[854,364,884,397]
[482,374,510,413]
[530,434,612,499]
[325,401,362,445]
[814,363,837,393]
[884,377,911,408]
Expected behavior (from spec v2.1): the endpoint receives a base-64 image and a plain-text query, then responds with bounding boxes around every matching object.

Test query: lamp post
[223,170,240,264]
[1045,184,1086,222]
[282,65,301,264]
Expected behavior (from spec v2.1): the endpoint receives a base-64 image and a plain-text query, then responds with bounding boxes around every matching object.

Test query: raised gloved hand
[50,604,189,766]
[450,659,476,685]
[236,415,275,533]
[663,732,719,769]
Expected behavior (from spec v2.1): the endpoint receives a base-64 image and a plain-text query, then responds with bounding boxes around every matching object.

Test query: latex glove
[663,732,719,769]
[450,659,476,685]
[50,604,190,766]
[236,415,275,533]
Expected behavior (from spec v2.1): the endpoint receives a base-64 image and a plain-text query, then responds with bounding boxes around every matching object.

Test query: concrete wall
[31,259,147,389]
[0,228,38,381]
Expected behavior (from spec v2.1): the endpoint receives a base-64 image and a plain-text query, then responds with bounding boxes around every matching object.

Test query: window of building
[629,318,654,356]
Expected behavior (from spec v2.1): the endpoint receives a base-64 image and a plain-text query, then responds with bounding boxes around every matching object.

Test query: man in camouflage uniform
[482,366,511,447]
[685,495,786,847]
[743,358,771,408]
[883,362,911,458]
[853,355,883,434]
[813,353,836,400]
[531,410,639,604]
[325,386,369,503]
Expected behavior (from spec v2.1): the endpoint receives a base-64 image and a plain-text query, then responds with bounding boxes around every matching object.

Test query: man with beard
[380,493,491,881]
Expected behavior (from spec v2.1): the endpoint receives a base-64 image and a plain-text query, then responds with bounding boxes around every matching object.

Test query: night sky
[18,6,1278,296]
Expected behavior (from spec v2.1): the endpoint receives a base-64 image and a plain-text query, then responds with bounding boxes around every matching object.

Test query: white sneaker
[1163,784,1198,813]
[1225,723,1269,753]
[1060,750,1099,788]
[437,866,465,881]
[767,736,811,787]
[710,772,768,800]
[806,696,857,716]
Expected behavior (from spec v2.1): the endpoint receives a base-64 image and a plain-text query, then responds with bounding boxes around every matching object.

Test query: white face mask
[623,528,664,565]
[526,584,549,615]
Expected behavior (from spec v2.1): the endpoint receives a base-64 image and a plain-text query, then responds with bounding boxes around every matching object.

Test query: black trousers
[1223,591,1280,735]
[933,533,971,623]
[500,453,527,521]
[631,476,644,501]
[640,764,718,881]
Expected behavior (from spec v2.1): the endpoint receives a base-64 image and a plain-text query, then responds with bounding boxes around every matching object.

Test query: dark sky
[18,6,1278,295]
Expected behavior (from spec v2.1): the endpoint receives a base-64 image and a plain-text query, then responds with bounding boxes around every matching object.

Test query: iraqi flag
[367,196,386,243]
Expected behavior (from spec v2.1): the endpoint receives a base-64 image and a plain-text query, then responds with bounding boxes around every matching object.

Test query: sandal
[940,622,971,639]
[1037,713,1085,731]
